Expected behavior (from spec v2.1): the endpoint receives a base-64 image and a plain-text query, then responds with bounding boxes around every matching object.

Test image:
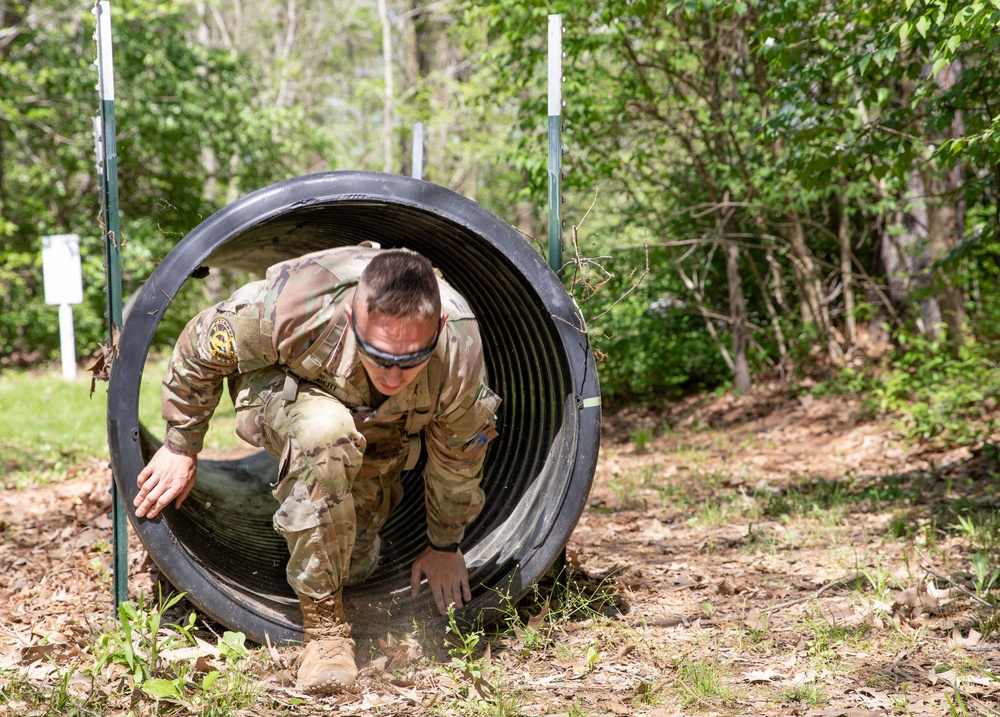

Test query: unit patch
[208,317,238,364]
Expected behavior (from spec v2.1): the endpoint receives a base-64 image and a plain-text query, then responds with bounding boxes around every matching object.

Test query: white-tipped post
[547,14,563,275]
[412,121,424,180]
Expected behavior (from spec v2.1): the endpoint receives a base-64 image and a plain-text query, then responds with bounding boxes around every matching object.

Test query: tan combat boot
[297,591,357,694]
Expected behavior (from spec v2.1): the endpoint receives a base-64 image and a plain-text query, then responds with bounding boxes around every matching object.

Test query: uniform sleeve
[422,319,501,547]
[161,285,272,455]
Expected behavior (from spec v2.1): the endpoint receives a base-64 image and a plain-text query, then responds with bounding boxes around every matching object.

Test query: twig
[0,616,29,645]
[762,573,863,614]
[915,548,994,608]
[513,225,547,256]
[567,188,601,294]
[585,240,650,324]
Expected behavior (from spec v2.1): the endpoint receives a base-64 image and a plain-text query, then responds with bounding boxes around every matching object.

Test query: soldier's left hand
[410,546,471,615]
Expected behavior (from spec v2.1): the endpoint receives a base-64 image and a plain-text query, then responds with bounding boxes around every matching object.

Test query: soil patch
[2,386,1000,715]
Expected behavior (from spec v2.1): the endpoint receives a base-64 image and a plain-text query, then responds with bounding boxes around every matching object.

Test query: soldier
[132,246,501,695]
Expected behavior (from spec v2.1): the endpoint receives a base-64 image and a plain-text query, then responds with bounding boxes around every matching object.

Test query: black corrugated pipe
[107,171,601,645]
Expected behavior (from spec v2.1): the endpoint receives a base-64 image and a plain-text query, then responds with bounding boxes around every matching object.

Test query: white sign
[42,234,84,306]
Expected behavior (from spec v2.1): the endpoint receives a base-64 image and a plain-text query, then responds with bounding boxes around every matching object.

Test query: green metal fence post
[547,14,563,275]
[94,0,127,608]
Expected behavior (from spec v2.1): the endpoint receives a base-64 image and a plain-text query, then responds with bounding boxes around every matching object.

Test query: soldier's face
[347,302,442,397]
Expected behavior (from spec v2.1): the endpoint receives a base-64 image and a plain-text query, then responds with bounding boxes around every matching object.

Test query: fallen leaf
[743,608,769,632]
[743,668,785,683]
[946,627,983,648]
[892,585,939,616]
[602,699,631,715]
[527,602,549,630]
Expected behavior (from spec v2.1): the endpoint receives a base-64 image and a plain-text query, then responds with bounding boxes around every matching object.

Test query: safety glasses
[351,313,441,370]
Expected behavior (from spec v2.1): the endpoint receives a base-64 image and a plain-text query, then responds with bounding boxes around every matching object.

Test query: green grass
[673,657,735,707]
[0,357,240,486]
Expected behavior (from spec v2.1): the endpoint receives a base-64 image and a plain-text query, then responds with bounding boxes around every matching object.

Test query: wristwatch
[430,542,460,553]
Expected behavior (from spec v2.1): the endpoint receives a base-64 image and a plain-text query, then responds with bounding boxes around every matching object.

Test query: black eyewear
[351,314,441,370]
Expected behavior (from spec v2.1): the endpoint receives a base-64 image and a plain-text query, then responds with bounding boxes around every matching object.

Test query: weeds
[831,332,1000,450]
[798,604,872,666]
[954,512,1000,554]
[88,592,261,714]
[674,657,734,707]
[778,681,824,706]
[862,557,904,602]
[443,606,525,717]
[629,425,655,453]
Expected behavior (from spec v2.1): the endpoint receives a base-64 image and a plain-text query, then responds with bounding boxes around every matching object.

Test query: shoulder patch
[208,317,238,364]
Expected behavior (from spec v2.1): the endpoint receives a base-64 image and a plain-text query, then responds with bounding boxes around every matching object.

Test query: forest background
[2,0,1000,447]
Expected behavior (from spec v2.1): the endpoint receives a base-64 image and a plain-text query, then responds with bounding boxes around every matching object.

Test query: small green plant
[674,657,734,707]
[862,557,903,602]
[970,552,1000,599]
[954,512,1000,553]
[945,688,970,716]
[630,425,655,453]
[763,479,850,523]
[89,591,259,714]
[887,511,916,539]
[689,497,732,528]
[657,483,696,512]
[51,660,82,713]
[977,608,1000,639]
[444,606,525,716]
[779,681,823,705]
[890,683,912,714]
[91,593,188,685]
[832,331,1000,450]
[609,474,641,510]
[583,641,600,672]
[445,606,486,682]
[798,605,871,665]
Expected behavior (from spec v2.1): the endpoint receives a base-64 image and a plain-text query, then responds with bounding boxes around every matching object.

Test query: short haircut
[357,249,441,320]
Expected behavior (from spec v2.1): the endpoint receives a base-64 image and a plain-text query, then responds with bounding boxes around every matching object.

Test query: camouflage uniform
[160,246,501,599]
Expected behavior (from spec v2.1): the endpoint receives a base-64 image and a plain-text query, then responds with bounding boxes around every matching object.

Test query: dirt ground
[3,385,1000,716]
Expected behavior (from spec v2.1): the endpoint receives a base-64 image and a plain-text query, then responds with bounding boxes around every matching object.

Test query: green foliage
[673,657,734,707]
[445,605,486,681]
[90,593,258,714]
[471,0,1000,399]
[5,0,1000,401]
[577,242,730,398]
[629,426,655,453]
[0,0,308,363]
[444,605,526,716]
[833,331,1000,449]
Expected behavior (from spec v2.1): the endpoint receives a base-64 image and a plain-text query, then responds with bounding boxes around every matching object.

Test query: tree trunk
[378,0,394,174]
[923,164,966,353]
[726,240,751,393]
[927,59,967,353]
[747,250,791,382]
[676,255,735,373]
[838,187,857,346]
[886,169,942,338]
[786,211,843,360]
[0,0,29,219]
[882,60,967,351]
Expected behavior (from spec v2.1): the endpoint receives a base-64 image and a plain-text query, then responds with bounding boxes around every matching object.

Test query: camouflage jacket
[160,245,500,546]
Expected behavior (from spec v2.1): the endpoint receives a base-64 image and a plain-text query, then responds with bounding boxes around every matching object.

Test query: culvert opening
[108,171,601,645]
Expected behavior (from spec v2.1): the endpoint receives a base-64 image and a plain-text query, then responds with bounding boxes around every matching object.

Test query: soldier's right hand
[134,445,198,519]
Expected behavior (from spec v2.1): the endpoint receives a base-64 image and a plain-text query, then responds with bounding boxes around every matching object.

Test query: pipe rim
[107,171,600,643]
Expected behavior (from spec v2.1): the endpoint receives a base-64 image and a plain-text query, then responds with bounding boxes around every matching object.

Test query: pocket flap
[272,481,324,532]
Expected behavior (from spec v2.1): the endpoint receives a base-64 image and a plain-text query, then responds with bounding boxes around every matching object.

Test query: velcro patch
[208,317,238,364]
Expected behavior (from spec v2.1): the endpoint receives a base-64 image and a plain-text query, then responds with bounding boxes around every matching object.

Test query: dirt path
[2,387,1000,716]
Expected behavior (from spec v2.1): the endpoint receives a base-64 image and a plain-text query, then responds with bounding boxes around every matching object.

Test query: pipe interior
[126,193,590,641]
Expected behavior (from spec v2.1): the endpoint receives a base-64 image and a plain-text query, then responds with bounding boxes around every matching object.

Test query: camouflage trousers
[231,367,405,599]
